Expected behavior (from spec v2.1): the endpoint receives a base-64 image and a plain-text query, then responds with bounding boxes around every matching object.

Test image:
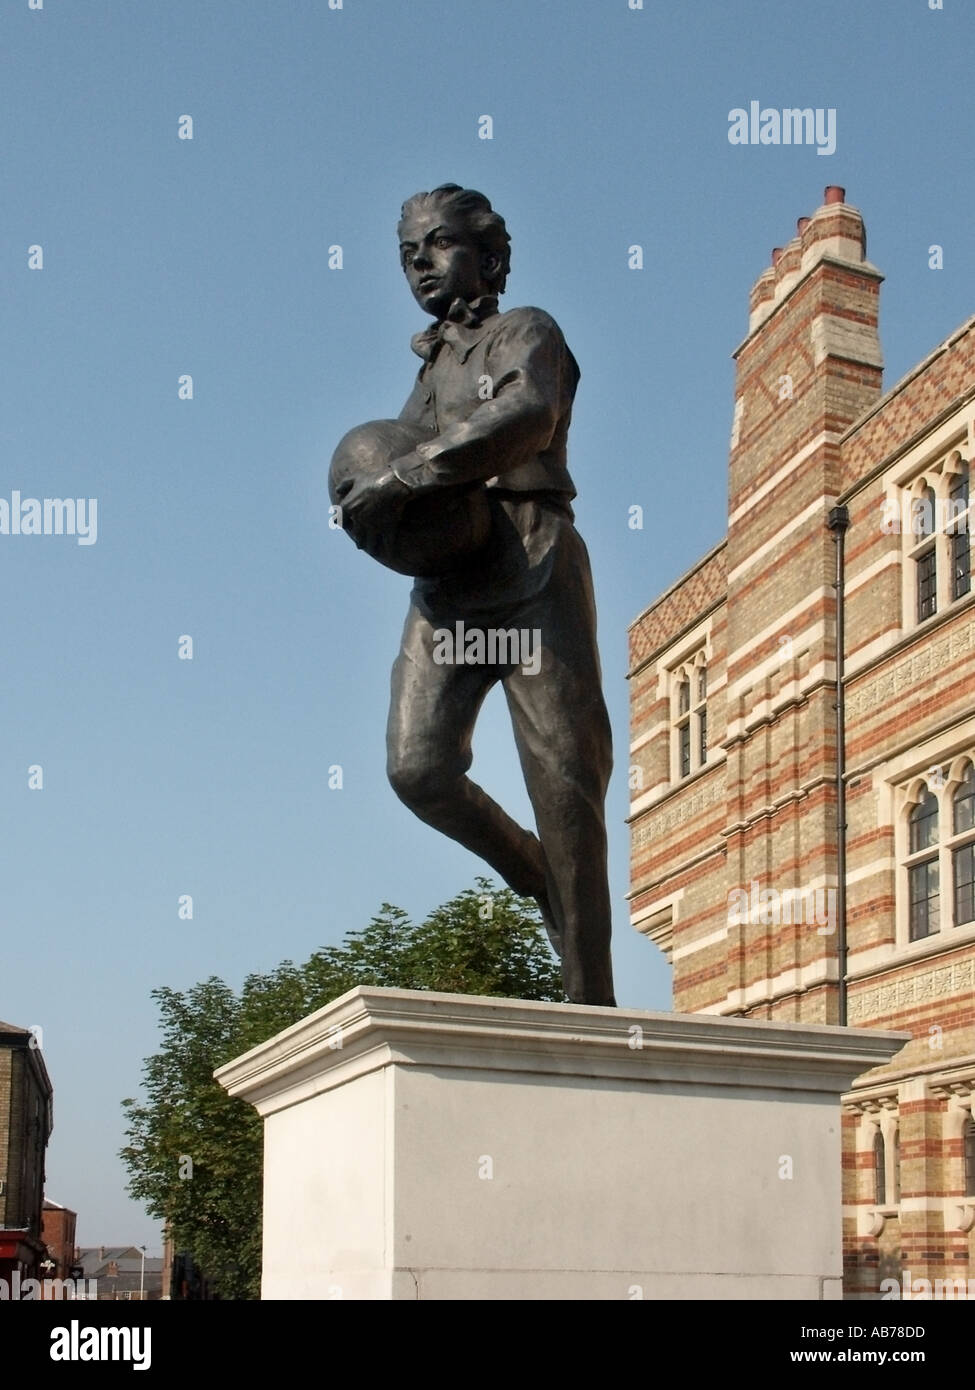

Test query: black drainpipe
[827,504,850,1026]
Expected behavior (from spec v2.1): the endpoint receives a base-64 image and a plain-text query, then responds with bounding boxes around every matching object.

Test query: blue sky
[2,0,971,1250]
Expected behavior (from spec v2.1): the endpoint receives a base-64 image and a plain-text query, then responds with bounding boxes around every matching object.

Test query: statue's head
[397,184,511,320]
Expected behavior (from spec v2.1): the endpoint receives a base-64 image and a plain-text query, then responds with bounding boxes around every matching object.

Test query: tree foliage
[121,880,562,1298]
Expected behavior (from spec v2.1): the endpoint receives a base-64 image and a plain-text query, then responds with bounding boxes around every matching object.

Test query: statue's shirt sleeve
[394,309,578,493]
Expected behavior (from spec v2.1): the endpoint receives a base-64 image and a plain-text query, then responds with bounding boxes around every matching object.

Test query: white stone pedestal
[215,988,906,1300]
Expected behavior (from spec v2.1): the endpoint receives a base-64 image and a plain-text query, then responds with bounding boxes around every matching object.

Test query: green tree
[121,880,562,1299]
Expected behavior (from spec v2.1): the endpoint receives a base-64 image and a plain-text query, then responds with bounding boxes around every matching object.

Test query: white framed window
[671,651,708,781]
[898,756,975,945]
[909,482,938,622]
[906,782,940,941]
[892,450,972,626]
[873,1128,887,1205]
[874,1124,902,1205]
[949,761,975,928]
[948,460,971,602]
[856,1102,901,1233]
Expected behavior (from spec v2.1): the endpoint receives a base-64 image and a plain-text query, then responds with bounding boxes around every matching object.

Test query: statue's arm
[392,313,574,493]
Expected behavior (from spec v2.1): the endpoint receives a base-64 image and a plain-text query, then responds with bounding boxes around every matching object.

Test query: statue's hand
[387,450,427,487]
[341,469,411,547]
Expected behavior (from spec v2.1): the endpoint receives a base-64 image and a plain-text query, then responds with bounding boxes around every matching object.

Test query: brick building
[627,187,975,1298]
[40,1199,78,1281]
[0,1020,53,1284]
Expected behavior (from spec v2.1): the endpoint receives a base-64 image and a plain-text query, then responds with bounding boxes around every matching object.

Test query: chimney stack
[746,187,872,336]
[723,191,885,1029]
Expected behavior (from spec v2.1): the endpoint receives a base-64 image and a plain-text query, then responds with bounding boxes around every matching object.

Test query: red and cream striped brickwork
[628,187,975,1298]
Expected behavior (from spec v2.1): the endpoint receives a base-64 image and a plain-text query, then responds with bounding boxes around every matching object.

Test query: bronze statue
[330,185,615,1006]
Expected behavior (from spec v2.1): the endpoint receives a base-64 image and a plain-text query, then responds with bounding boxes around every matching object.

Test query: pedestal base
[216,988,906,1300]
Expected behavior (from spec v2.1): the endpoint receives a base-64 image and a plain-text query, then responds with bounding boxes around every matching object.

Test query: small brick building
[0,1020,53,1283]
[628,187,975,1298]
[40,1199,78,1280]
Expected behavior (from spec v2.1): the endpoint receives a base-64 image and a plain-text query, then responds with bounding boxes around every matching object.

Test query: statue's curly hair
[398,184,511,295]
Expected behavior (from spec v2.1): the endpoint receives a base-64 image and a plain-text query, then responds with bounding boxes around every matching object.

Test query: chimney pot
[824,185,846,205]
[771,247,784,267]
[797,217,811,235]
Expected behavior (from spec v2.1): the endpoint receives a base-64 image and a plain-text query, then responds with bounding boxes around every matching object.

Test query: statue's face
[399,207,497,319]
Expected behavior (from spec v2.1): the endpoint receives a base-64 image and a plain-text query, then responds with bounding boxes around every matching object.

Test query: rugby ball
[329,418,492,578]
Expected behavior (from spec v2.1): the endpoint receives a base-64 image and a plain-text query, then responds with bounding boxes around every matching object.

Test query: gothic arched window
[951,763,975,927]
[907,788,940,941]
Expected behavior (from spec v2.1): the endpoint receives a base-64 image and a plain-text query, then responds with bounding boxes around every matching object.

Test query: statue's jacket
[392,296,589,621]
[394,297,580,502]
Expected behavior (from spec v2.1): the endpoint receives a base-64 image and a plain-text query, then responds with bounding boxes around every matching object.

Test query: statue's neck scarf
[411,295,499,362]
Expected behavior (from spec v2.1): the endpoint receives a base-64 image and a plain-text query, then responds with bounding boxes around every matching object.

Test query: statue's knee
[387,756,439,810]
